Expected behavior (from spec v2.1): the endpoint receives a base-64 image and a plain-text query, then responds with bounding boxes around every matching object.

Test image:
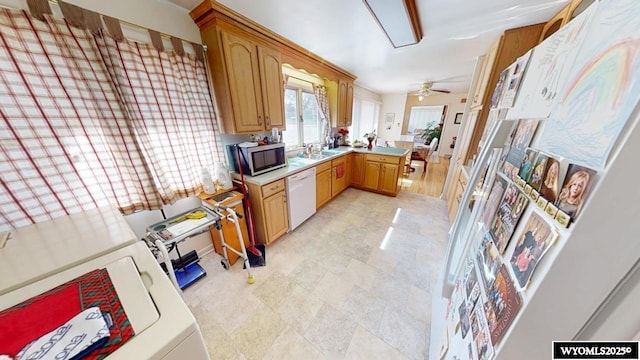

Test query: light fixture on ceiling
[362,0,423,48]
[418,94,424,101]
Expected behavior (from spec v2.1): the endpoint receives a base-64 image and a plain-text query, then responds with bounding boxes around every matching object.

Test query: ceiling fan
[412,82,451,101]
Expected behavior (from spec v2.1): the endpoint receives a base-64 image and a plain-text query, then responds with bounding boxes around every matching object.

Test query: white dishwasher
[286,167,317,231]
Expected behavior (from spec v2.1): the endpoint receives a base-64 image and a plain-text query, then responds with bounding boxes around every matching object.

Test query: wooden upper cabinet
[464,23,544,163]
[198,23,285,135]
[191,1,355,134]
[221,30,265,133]
[333,78,354,127]
[258,45,285,130]
[539,8,567,43]
[471,41,499,108]
[539,0,596,43]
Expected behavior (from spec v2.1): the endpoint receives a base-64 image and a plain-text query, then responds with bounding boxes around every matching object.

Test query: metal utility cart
[145,205,254,291]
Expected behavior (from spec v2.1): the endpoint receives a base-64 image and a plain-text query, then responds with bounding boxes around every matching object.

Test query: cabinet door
[345,81,354,126]
[379,163,399,194]
[363,161,380,190]
[337,79,348,127]
[221,30,264,133]
[263,191,289,243]
[472,41,498,108]
[351,153,365,186]
[316,169,332,209]
[332,165,346,197]
[258,45,285,130]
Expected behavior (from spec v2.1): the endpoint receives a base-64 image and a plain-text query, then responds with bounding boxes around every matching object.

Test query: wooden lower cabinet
[263,191,288,242]
[359,153,403,196]
[316,161,332,209]
[246,179,289,245]
[351,153,365,186]
[331,155,348,197]
[379,163,400,194]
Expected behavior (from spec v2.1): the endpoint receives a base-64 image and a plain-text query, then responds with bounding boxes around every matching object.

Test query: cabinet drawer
[316,161,332,173]
[331,155,346,167]
[365,154,400,164]
[261,179,285,198]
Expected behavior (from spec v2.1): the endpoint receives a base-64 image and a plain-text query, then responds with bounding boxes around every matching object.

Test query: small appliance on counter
[227,142,287,177]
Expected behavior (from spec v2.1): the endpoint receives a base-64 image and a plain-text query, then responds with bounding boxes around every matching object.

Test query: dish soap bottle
[201,168,216,194]
[214,162,233,190]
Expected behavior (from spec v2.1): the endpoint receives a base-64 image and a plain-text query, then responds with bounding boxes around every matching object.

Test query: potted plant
[421,124,442,145]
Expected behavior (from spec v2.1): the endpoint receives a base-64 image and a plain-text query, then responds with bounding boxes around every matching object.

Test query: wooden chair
[394,140,414,175]
[411,138,438,173]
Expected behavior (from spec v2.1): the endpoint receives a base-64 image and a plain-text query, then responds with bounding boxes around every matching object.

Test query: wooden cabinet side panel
[246,182,268,245]
[258,45,286,130]
[345,153,352,186]
[201,26,235,134]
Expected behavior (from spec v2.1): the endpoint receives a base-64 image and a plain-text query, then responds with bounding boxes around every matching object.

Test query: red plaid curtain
[0,9,223,231]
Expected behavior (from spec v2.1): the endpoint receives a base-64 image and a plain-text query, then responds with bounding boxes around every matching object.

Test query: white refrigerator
[430,0,640,359]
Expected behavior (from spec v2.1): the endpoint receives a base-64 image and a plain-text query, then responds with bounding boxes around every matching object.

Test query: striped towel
[16,307,109,360]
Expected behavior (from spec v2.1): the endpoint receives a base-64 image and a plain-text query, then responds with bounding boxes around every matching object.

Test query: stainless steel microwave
[229,143,287,177]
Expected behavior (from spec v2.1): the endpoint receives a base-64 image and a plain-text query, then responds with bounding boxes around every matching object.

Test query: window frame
[283,81,323,149]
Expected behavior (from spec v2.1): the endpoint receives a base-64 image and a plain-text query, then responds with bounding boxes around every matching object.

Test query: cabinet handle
[283,195,286,203]
[258,115,263,126]
[265,115,270,126]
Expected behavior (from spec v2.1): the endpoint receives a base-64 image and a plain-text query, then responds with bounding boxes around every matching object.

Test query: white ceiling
[170,0,570,95]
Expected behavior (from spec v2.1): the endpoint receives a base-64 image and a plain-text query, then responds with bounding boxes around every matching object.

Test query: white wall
[68,0,201,42]
[1,0,201,42]
[354,85,382,103]
[431,94,467,157]
[378,94,407,143]
[402,92,467,157]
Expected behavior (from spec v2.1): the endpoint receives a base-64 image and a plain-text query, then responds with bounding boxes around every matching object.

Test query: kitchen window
[283,81,323,148]
[406,105,445,133]
[350,97,381,140]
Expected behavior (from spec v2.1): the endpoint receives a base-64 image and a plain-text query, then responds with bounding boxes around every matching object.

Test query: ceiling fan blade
[432,88,451,94]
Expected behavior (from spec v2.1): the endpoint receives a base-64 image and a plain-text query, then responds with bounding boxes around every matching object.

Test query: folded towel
[0,283,81,357]
[336,163,345,179]
[16,307,110,360]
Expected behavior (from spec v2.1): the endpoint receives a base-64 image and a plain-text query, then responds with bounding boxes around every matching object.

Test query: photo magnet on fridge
[554,164,597,221]
[539,157,561,203]
[510,212,559,290]
[484,264,522,346]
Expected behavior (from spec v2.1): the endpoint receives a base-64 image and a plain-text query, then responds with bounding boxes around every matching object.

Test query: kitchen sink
[289,157,319,165]
[321,150,340,156]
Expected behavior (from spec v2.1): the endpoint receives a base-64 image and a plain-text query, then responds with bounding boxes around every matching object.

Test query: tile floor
[183,188,450,360]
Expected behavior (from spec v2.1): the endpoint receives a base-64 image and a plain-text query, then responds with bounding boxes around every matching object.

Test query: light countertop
[232,145,409,186]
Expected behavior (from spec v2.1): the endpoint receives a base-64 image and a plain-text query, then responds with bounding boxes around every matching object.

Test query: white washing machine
[0,206,210,360]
